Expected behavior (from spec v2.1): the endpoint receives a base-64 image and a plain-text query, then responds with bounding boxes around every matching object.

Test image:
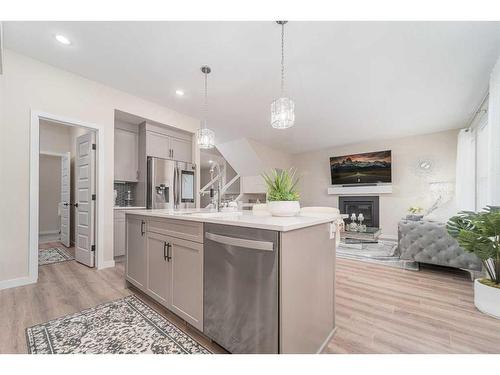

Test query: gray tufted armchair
[398,220,482,271]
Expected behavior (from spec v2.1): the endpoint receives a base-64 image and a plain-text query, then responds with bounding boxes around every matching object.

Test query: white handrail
[200,174,221,193]
[221,174,240,195]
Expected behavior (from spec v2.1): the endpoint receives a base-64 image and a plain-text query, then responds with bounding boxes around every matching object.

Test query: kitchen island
[124,209,338,354]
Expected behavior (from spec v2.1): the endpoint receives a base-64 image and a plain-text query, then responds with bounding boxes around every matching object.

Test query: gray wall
[39,154,61,234]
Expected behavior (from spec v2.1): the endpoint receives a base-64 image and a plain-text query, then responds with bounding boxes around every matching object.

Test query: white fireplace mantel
[327,184,393,195]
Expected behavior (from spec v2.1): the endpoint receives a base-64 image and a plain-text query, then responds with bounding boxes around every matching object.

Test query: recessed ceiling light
[175,90,185,96]
[208,160,213,163]
[55,34,71,45]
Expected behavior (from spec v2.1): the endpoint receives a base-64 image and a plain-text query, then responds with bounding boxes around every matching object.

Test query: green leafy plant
[408,206,423,214]
[447,206,500,284]
[262,168,300,202]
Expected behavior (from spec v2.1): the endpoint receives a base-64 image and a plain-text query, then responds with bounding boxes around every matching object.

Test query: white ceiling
[4,21,500,154]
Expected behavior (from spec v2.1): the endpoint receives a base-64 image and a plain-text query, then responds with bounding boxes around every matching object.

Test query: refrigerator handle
[177,167,181,206]
[173,165,179,208]
[172,164,177,209]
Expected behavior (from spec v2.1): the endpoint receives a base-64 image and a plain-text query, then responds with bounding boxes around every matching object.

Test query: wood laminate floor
[0,251,225,354]
[325,258,500,354]
[1,252,499,353]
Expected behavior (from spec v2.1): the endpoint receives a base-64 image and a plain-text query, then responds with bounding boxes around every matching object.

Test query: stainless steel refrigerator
[147,156,196,209]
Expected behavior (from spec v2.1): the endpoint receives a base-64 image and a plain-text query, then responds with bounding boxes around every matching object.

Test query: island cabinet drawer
[147,218,204,243]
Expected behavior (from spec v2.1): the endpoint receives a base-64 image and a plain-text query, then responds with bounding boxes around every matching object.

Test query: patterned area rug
[26,295,211,354]
[38,247,74,265]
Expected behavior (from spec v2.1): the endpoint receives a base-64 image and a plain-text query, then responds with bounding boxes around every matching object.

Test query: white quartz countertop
[114,206,146,210]
[124,209,340,232]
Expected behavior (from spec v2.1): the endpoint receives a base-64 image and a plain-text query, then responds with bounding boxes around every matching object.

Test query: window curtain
[488,57,500,206]
[476,121,490,209]
[456,128,476,211]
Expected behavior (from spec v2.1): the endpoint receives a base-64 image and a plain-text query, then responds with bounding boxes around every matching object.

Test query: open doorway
[36,118,98,270]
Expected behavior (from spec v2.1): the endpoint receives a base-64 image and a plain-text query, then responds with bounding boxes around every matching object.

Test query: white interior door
[75,132,96,267]
[60,152,71,247]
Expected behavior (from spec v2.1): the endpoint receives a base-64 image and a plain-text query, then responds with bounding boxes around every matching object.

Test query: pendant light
[196,65,215,149]
[271,21,295,129]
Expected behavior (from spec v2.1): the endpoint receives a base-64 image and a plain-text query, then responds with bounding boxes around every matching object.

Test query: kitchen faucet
[210,161,223,212]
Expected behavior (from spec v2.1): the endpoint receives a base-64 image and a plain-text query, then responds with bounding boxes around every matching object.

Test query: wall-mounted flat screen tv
[330,150,392,185]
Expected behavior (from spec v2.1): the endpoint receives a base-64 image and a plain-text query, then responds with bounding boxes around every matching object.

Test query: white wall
[39,154,61,234]
[246,139,293,172]
[0,49,199,286]
[292,129,459,238]
[217,138,293,177]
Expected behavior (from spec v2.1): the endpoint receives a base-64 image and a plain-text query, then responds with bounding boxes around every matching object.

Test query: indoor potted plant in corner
[262,168,300,217]
[447,206,500,319]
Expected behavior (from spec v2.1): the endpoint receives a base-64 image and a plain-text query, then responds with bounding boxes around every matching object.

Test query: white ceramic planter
[474,279,500,319]
[267,201,300,217]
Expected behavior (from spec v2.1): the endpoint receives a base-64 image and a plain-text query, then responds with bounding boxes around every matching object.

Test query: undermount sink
[188,211,242,219]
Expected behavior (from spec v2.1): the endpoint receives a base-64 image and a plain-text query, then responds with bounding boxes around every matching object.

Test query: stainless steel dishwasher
[203,223,279,354]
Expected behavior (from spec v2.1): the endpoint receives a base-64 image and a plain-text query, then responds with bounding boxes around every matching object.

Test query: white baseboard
[99,259,115,270]
[39,230,60,235]
[0,275,36,291]
[39,230,61,243]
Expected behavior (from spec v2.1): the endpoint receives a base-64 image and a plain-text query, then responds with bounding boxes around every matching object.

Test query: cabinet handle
[141,220,145,236]
[163,241,168,261]
[166,243,172,262]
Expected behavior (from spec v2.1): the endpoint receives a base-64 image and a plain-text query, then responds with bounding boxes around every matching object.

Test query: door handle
[74,203,79,208]
[163,241,168,261]
[141,220,145,236]
[166,242,172,262]
[205,232,274,251]
[63,202,69,207]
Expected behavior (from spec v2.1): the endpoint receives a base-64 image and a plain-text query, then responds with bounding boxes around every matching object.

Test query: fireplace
[339,196,380,227]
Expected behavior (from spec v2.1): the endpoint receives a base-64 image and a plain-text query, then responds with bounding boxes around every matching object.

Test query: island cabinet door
[146,231,171,306]
[168,236,204,331]
[126,215,147,290]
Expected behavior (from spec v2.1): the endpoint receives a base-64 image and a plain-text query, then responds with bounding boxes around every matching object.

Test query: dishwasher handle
[205,232,274,252]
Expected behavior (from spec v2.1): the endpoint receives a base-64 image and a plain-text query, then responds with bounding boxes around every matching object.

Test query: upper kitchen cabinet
[170,137,192,163]
[140,122,192,163]
[146,131,171,160]
[114,122,139,182]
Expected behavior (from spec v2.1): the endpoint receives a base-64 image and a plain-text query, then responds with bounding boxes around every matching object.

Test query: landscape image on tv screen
[330,150,392,185]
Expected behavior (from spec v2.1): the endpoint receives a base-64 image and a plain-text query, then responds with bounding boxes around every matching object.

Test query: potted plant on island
[447,206,500,319]
[262,168,300,217]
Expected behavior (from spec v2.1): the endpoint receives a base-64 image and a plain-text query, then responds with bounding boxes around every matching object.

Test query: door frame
[30,110,105,284]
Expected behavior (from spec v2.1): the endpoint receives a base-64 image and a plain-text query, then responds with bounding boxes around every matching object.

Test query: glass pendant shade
[196,124,215,149]
[196,65,215,149]
[271,97,295,129]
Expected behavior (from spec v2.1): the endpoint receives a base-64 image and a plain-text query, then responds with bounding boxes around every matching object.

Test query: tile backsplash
[114,182,137,206]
